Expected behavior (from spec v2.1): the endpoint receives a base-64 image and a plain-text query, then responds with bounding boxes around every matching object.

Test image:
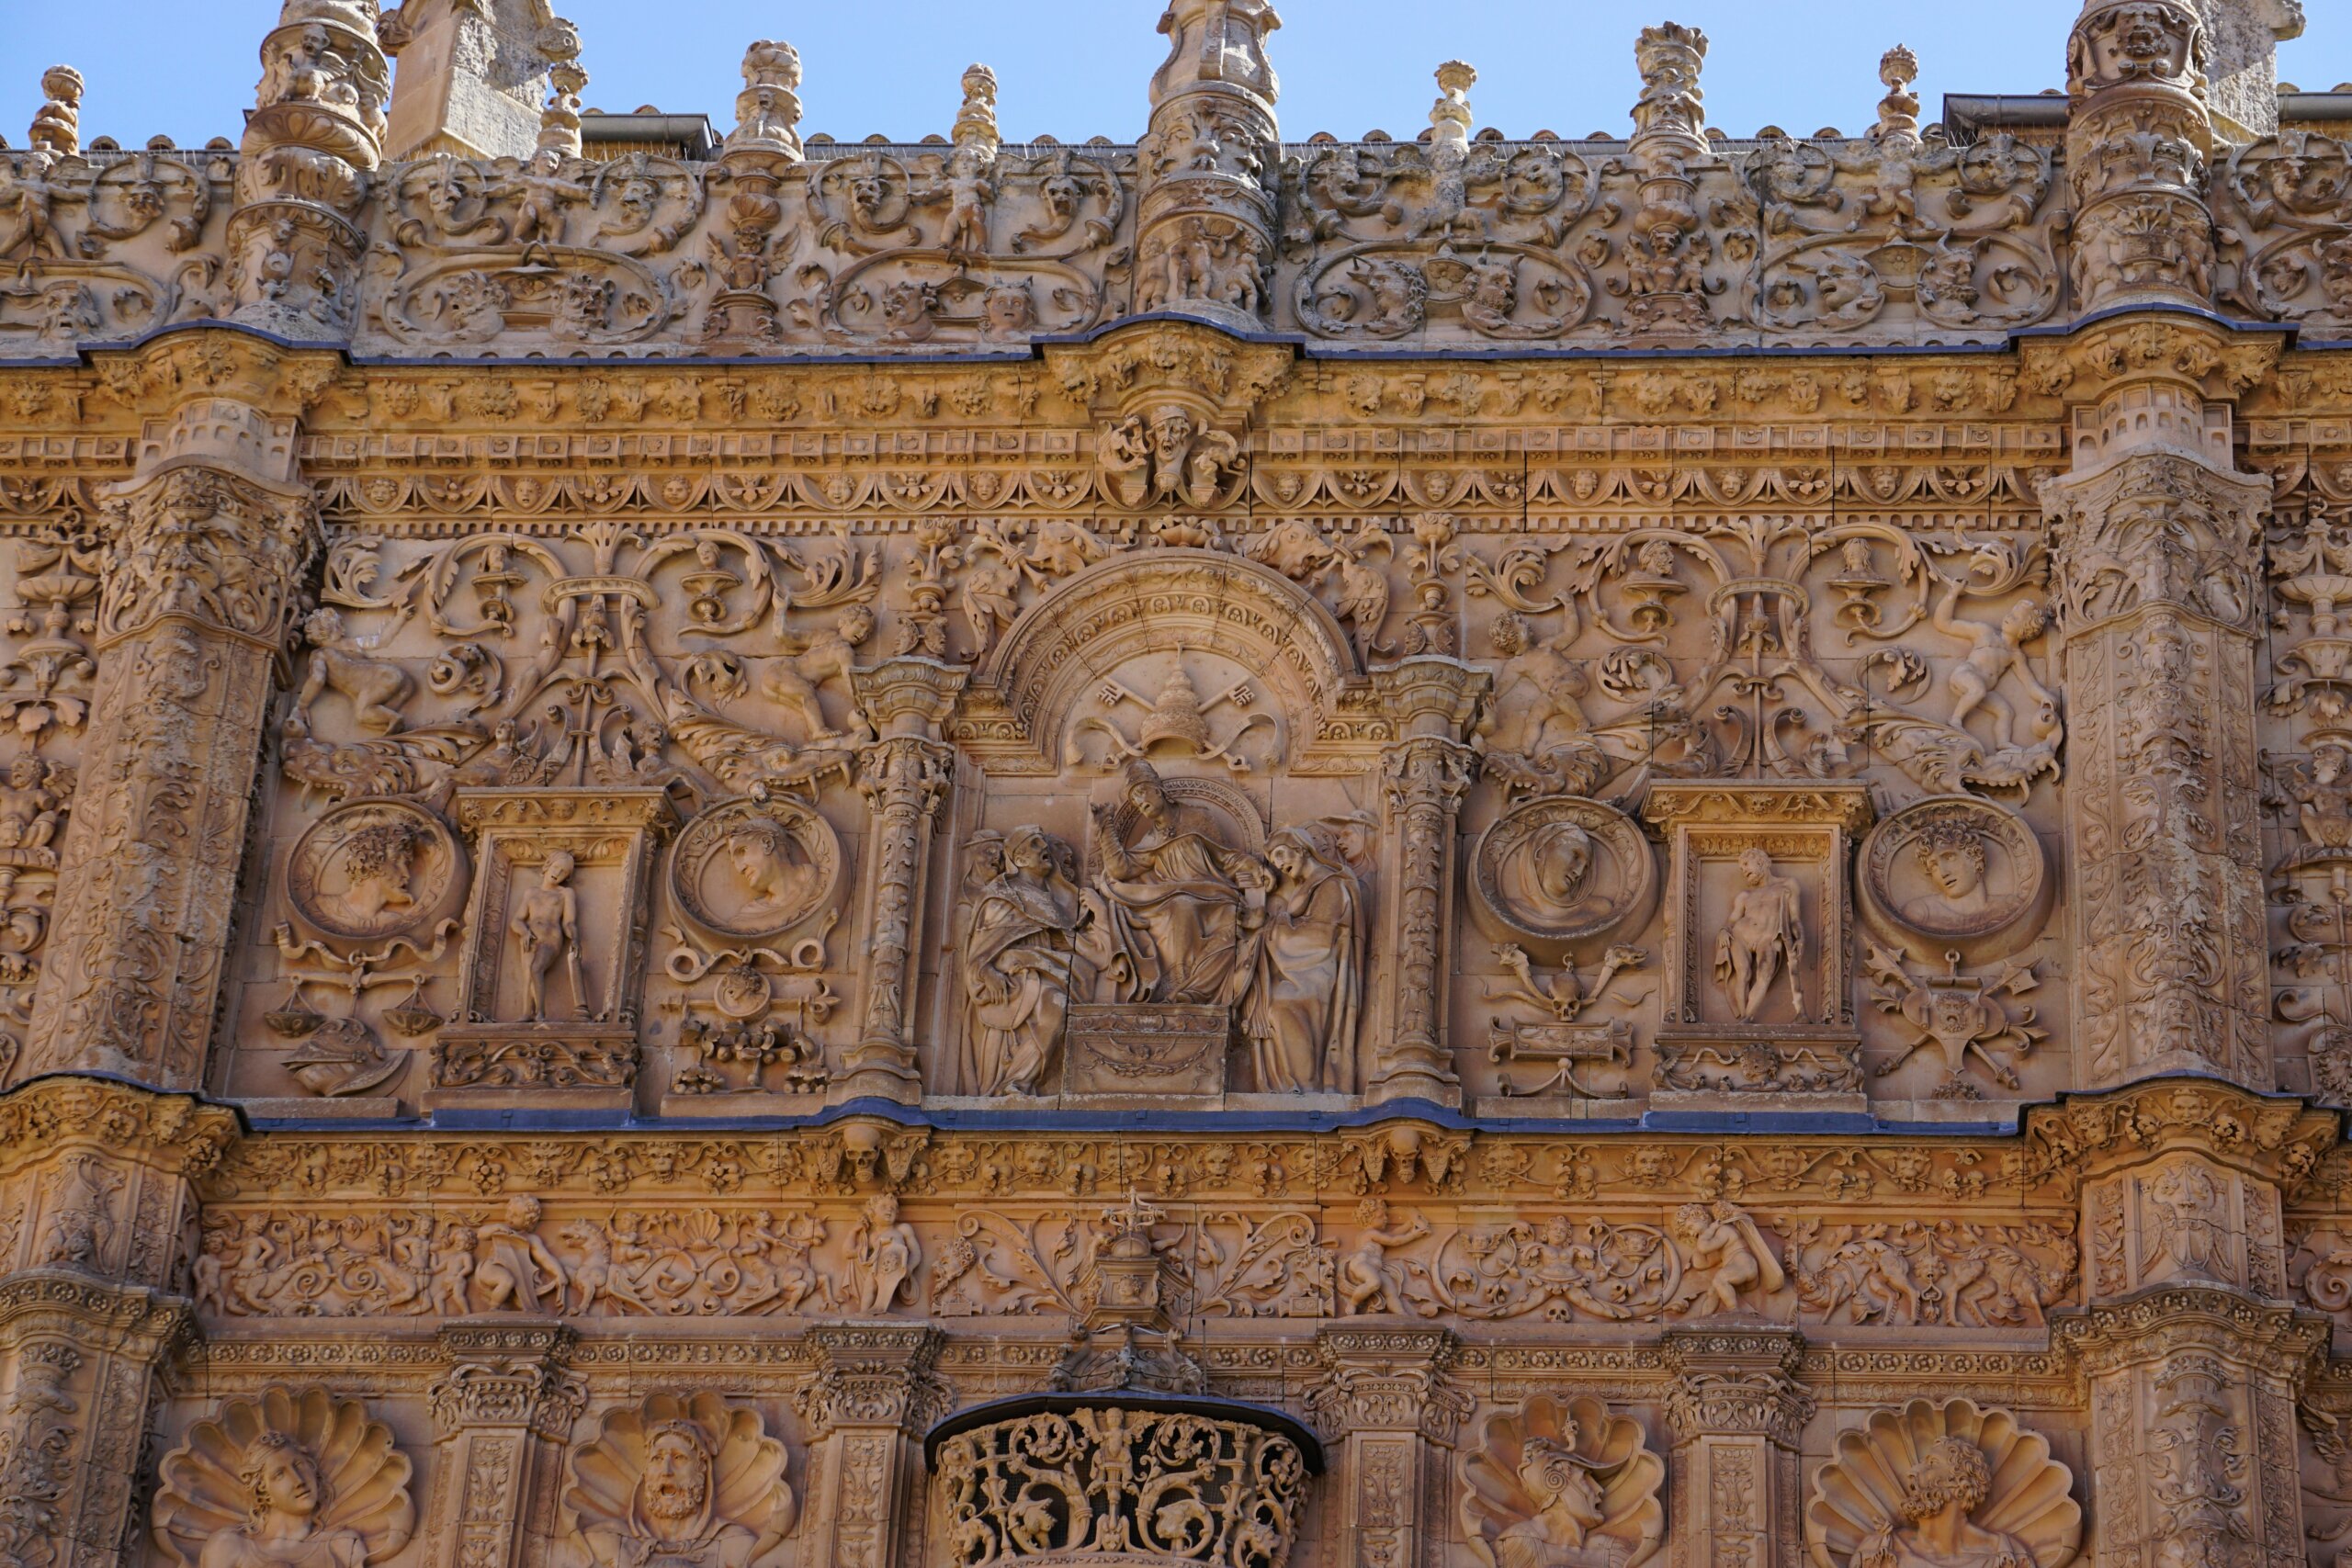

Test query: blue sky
[3,1,2347,151]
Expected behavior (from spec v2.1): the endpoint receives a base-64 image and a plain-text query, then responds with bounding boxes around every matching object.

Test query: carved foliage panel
[221,523,882,1113]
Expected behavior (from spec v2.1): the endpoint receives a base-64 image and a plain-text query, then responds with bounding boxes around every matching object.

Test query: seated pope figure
[1090,760,1263,1005]
[199,1433,368,1568]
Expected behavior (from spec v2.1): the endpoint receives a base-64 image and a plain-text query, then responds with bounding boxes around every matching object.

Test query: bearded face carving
[562,1391,797,1568]
[1805,1398,2081,1568]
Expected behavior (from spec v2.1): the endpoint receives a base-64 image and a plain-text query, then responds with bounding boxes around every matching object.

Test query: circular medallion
[712,964,774,1020]
[1471,795,1657,953]
[670,796,843,941]
[1857,794,2052,960]
[285,799,468,942]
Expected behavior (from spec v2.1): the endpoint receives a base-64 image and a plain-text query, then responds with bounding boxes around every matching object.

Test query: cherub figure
[296,605,416,737]
[847,1194,921,1313]
[497,146,590,258]
[1668,1201,1785,1317]
[1931,577,2055,754]
[1336,1197,1430,1315]
[763,604,873,743]
[0,755,66,855]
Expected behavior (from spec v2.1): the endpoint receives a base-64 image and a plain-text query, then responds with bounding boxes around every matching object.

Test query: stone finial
[28,65,82,157]
[1873,44,1922,142]
[1631,20,1707,146]
[533,17,584,158]
[953,62,1000,155]
[1429,60,1475,150]
[1148,0,1283,112]
[726,38,804,160]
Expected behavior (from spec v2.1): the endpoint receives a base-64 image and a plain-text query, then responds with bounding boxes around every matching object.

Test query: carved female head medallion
[152,1384,416,1568]
[1472,796,1657,955]
[669,796,842,941]
[1857,795,2051,960]
[285,798,467,942]
[1460,1393,1665,1568]
[1804,1397,2080,1568]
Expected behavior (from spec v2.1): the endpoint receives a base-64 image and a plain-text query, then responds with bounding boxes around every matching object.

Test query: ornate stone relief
[931,1401,1309,1566]
[152,1385,417,1568]
[1803,1398,2080,1568]
[1459,1393,1666,1568]
[2,6,2349,1568]
[560,1390,797,1568]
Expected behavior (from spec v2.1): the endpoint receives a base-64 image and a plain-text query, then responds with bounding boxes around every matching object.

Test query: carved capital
[95,461,319,654]
[797,1323,951,1437]
[1306,1325,1468,1442]
[429,1324,583,1439]
[1658,1325,1813,1447]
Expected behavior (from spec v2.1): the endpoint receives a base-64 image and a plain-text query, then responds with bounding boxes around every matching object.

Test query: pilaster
[1660,1326,1813,1568]
[844,659,966,1103]
[1305,1326,1470,1568]
[2046,1077,2335,1568]
[2039,327,2273,1091]
[19,361,323,1089]
[793,1323,951,1568]
[0,1076,235,1568]
[1368,658,1487,1107]
[424,1325,586,1568]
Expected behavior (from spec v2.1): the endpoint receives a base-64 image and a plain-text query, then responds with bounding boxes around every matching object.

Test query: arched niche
[952,547,1374,774]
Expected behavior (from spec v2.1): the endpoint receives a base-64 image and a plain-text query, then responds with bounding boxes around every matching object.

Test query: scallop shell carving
[151,1384,416,1568]
[1460,1392,1665,1568]
[1804,1397,2081,1568]
[561,1389,797,1568]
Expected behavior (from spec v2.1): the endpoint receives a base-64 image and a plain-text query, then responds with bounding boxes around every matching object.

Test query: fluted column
[19,362,323,1089]
[0,1076,237,1568]
[423,1325,585,1568]
[1660,1327,1813,1568]
[794,1324,951,1568]
[843,659,967,1103]
[2039,333,2271,1089]
[1367,659,1487,1107]
[1305,1327,1469,1568]
[1134,0,1282,327]
[2064,0,2220,312]
[230,0,390,335]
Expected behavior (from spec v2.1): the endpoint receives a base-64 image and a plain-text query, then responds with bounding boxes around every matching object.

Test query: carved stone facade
[3,2,2352,1564]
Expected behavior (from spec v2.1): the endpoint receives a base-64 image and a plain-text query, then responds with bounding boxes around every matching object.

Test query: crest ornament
[1804,1398,2080,1568]
[152,1385,417,1568]
[1460,1393,1665,1568]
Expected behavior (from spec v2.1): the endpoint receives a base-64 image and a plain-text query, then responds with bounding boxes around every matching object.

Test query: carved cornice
[0,1269,195,1356]
[0,1074,241,1182]
[85,333,350,424]
[2051,1283,2330,1382]
[1046,322,1295,425]
[2018,1077,2340,1194]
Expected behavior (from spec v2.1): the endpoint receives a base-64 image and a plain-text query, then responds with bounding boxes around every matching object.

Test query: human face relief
[642,1431,709,1523]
